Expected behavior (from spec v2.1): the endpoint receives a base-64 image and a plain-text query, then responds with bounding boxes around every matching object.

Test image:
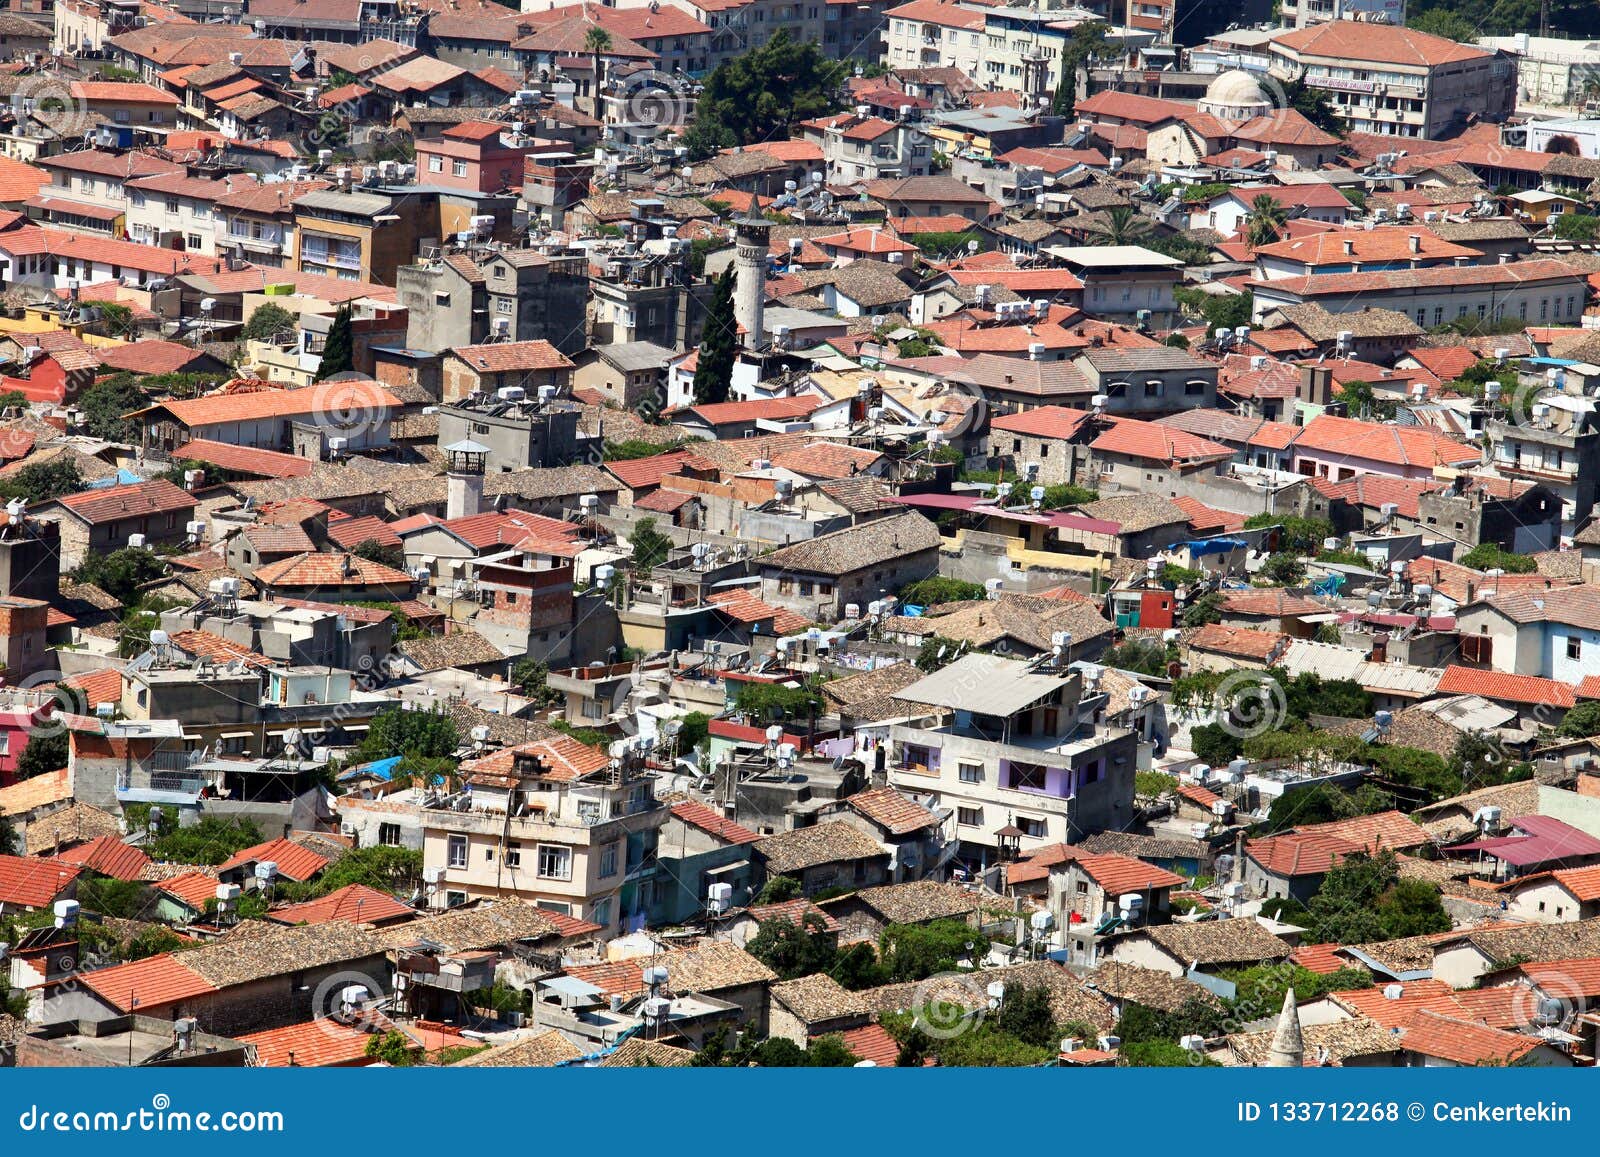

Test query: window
[1017,816,1047,838]
[957,806,982,826]
[186,234,202,249]
[429,155,443,172]
[447,835,467,868]
[452,159,468,178]
[1010,761,1048,791]
[537,844,572,880]
[506,843,521,868]
[378,822,401,846]
[590,897,612,927]
[1567,636,1582,661]
[599,844,618,878]
[484,847,494,862]
[958,761,984,784]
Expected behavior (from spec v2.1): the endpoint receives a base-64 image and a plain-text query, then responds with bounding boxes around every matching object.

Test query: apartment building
[795,109,932,183]
[886,652,1138,861]
[124,170,256,256]
[423,738,667,934]
[1267,21,1514,139]
[213,178,327,269]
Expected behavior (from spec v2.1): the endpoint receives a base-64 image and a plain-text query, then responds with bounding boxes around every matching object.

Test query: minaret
[1265,987,1304,1068]
[733,214,770,350]
[444,438,488,521]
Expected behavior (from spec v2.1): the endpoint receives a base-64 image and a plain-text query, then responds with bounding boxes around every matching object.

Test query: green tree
[15,732,67,780]
[915,635,968,672]
[995,983,1058,1048]
[240,302,296,343]
[1243,514,1334,555]
[689,31,847,148]
[1375,877,1452,939]
[1244,193,1288,247]
[0,456,83,503]
[1458,543,1537,573]
[1190,723,1242,768]
[745,913,838,979]
[1182,591,1224,628]
[1037,482,1100,509]
[299,845,423,898]
[1101,638,1171,677]
[1174,285,1252,332]
[1283,77,1342,135]
[149,816,263,865]
[899,577,986,606]
[364,1029,420,1066]
[1407,7,1482,39]
[583,24,612,93]
[313,304,354,381]
[1336,378,1397,420]
[675,711,710,752]
[1260,552,1305,585]
[350,538,404,570]
[355,705,458,763]
[1560,701,1600,737]
[877,920,987,983]
[75,547,165,604]
[1085,206,1151,247]
[77,373,147,442]
[1304,850,1414,943]
[0,811,16,856]
[1552,213,1600,241]
[692,267,737,405]
[1121,1039,1221,1066]
[630,516,672,572]
[1050,21,1107,116]
[511,657,562,705]
[755,875,802,904]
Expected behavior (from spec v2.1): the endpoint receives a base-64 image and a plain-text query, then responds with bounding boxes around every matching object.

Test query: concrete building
[434,390,589,472]
[397,248,588,354]
[886,652,1138,862]
[422,739,666,934]
[1267,22,1515,139]
[756,512,942,624]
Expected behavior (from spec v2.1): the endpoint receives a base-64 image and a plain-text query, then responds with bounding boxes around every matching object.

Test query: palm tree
[583,25,612,109]
[1244,194,1288,247]
[1086,205,1151,247]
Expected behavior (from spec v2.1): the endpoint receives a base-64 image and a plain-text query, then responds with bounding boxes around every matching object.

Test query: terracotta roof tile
[0,852,80,908]
[1436,665,1576,708]
[670,800,760,845]
[53,835,150,882]
[217,836,331,882]
[78,954,217,1012]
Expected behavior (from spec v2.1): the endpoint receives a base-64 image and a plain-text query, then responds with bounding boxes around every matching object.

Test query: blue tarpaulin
[1185,537,1245,556]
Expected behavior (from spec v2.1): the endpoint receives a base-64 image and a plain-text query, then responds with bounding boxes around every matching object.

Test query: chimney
[1465,579,1476,604]
[1408,234,1421,254]
[1298,364,1333,407]
[1341,238,1354,256]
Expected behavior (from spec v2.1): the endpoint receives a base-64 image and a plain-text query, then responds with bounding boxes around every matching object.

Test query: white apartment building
[884,0,1087,98]
[125,172,258,257]
[421,738,667,935]
[1268,21,1515,138]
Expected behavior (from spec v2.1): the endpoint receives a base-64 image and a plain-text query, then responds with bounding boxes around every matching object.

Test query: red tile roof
[52,479,196,526]
[461,734,611,784]
[1436,665,1576,708]
[991,405,1095,440]
[1184,623,1288,661]
[168,629,273,669]
[0,853,80,908]
[604,449,695,491]
[78,953,216,1012]
[270,883,415,926]
[838,1022,902,1065]
[680,395,827,425]
[1294,414,1480,470]
[1076,852,1185,895]
[238,1018,383,1067]
[746,897,840,931]
[1274,20,1493,66]
[671,799,761,845]
[706,588,810,635]
[153,870,219,912]
[253,552,413,589]
[1246,832,1359,878]
[53,835,150,882]
[217,837,331,882]
[1398,1009,1545,1065]
[325,514,402,550]
[448,339,574,373]
[60,668,123,708]
[172,439,314,479]
[1290,942,1347,974]
[1331,980,1468,1028]
[142,381,401,428]
[846,787,937,836]
[1090,417,1234,466]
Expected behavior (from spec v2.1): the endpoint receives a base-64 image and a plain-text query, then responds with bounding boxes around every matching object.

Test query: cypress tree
[314,303,355,382]
[692,267,737,405]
